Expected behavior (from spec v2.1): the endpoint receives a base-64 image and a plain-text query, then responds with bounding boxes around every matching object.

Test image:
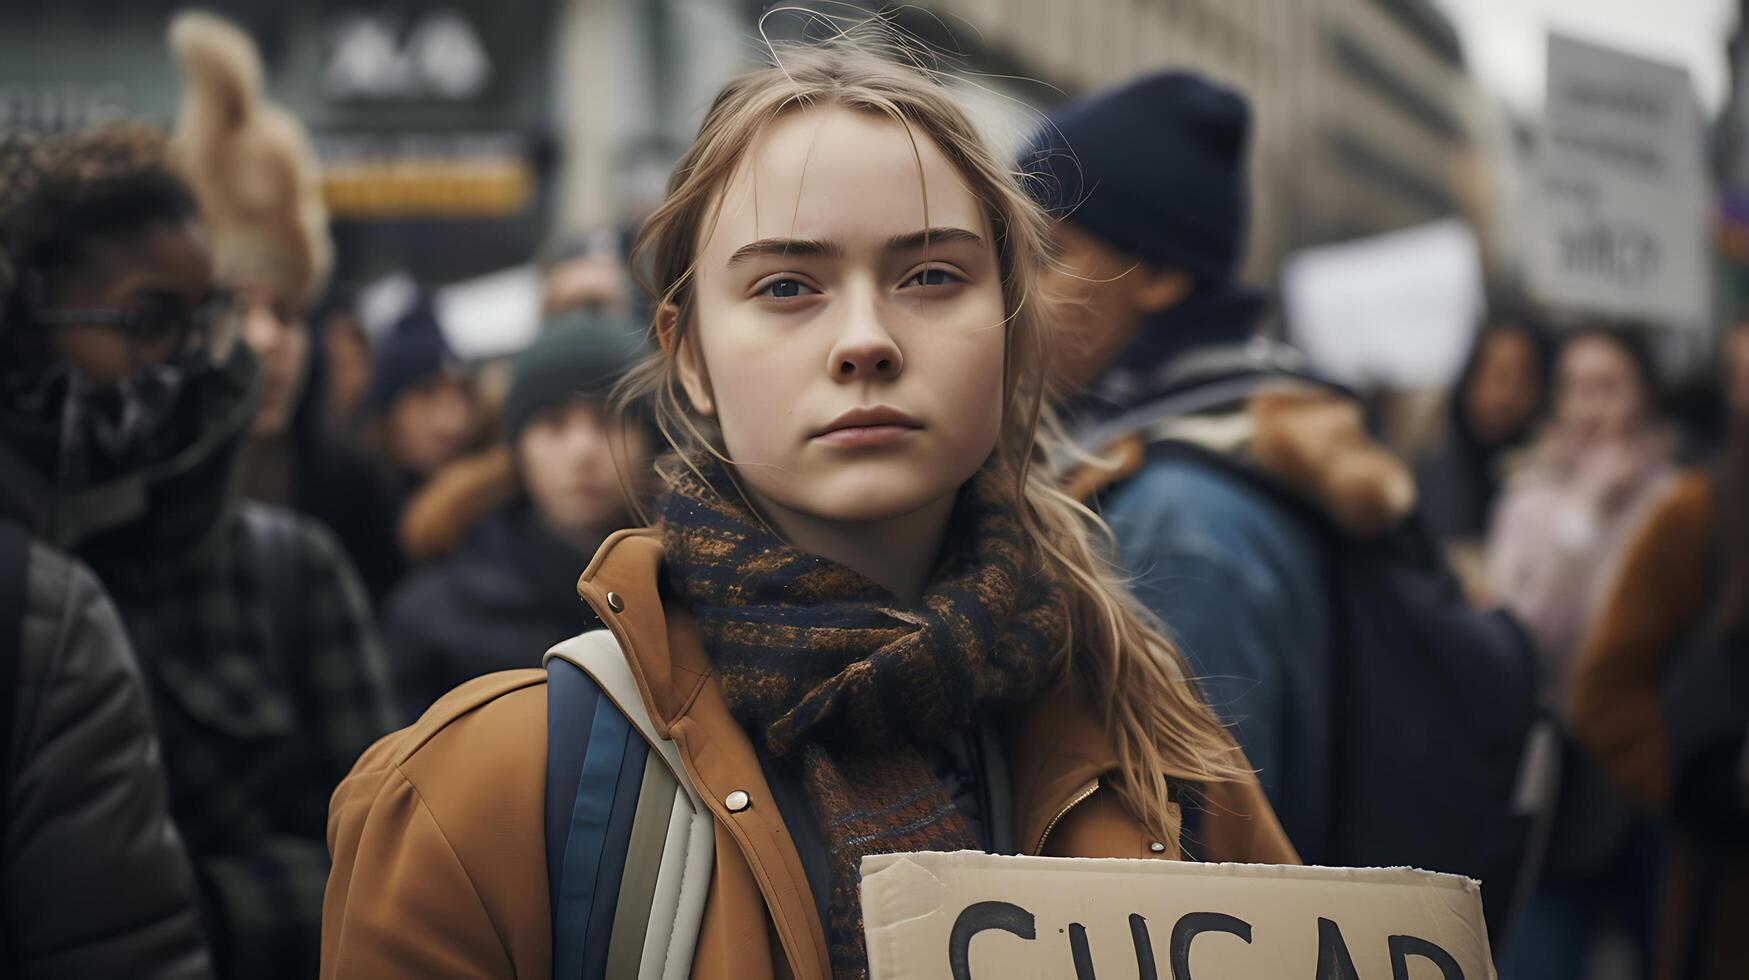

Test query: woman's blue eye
[905,268,956,288]
[763,278,808,298]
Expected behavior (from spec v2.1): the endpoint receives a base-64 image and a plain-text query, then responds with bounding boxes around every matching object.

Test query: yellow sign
[323,157,533,219]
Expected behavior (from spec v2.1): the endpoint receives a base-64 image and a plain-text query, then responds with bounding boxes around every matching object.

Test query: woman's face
[516,397,649,537]
[387,375,476,477]
[683,106,1009,526]
[238,286,310,436]
[45,220,215,386]
[1464,327,1541,445]
[1554,334,1648,449]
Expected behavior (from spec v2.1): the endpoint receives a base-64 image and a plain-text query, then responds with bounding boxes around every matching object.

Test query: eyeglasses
[35,291,244,369]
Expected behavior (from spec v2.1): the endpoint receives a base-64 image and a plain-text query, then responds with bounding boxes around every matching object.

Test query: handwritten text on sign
[860,852,1494,980]
[1527,33,1710,327]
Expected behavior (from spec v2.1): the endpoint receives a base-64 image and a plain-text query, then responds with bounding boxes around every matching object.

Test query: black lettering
[1129,914,1161,980]
[1069,922,1098,979]
[949,901,1036,980]
[1169,912,1253,979]
[1389,934,1465,980]
[1313,918,1362,980]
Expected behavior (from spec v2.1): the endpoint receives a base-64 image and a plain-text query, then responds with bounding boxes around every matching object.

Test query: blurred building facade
[2,0,1493,292]
[910,0,1491,284]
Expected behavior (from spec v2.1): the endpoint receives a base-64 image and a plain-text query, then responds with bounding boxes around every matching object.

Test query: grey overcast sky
[1437,0,1738,112]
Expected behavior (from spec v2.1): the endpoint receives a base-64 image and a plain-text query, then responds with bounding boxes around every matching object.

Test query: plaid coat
[109,503,397,978]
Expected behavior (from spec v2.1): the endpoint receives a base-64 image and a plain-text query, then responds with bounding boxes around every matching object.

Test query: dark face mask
[56,356,205,481]
[0,329,212,484]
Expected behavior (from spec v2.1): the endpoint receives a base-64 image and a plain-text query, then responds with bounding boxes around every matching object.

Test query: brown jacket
[1569,471,1748,980]
[322,530,1298,979]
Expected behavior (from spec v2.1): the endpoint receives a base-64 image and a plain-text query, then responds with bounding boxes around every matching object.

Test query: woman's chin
[768,466,972,526]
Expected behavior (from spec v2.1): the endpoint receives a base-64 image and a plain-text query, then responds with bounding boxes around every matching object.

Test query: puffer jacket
[322,530,1298,979]
[3,528,212,978]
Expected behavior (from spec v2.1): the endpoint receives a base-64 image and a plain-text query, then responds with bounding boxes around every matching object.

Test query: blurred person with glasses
[0,120,397,980]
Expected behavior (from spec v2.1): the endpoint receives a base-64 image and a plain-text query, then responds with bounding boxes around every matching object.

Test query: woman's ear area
[663,303,717,417]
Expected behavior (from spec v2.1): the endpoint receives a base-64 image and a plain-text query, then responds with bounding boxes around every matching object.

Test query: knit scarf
[660,461,1069,977]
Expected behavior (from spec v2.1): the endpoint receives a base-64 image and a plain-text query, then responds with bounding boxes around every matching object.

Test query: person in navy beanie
[1027,72,1425,872]
[361,301,480,484]
[1024,71,1266,413]
[351,301,483,599]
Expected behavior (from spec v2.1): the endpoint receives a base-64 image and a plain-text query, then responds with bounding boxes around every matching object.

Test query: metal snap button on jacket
[605,591,625,612]
[724,790,751,813]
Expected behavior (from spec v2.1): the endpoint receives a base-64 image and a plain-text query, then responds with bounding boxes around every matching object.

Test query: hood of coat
[1243,386,1418,538]
[1071,381,1417,539]
[0,345,262,586]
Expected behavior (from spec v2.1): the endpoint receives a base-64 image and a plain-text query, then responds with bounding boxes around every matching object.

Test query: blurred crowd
[2,10,1747,980]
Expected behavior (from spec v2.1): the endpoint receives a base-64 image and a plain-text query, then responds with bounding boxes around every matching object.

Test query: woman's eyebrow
[723,227,987,268]
[887,227,985,252]
[724,237,845,268]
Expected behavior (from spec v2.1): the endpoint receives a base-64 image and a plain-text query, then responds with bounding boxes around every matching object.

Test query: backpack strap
[544,629,715,980]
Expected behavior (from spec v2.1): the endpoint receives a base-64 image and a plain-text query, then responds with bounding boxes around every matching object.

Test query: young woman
[322,43,1295,980]
[1487,327,1673,681]
[1416,312,1552,543]
[1568,320,1749,980]
[1487,326,1672,980]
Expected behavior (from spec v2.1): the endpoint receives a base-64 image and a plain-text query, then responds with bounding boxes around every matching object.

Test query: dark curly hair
[0,122,201,330]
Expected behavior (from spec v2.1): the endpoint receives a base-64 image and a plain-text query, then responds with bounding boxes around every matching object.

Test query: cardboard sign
[860,852,1494,980]
[1527,33,1712,328]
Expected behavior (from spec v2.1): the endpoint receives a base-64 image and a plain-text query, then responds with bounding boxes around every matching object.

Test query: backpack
[1084,356,1554,945]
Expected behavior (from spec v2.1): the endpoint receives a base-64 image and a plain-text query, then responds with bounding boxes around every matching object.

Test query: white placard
[1283,218,1486,389]
[432,263,544,361]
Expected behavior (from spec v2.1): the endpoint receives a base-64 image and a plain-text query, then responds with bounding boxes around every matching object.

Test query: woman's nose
[826,302,904,382]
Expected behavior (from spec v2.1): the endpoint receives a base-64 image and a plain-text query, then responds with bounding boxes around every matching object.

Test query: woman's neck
[750,487,958,604]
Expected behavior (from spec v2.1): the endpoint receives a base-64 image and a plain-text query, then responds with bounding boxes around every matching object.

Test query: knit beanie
[501,310,650,442]
[169,10,333,308]
[1023,71,1252,281]
[365,302,462,414]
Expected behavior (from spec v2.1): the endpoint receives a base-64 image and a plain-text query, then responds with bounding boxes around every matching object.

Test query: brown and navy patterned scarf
[660,460,1070,977]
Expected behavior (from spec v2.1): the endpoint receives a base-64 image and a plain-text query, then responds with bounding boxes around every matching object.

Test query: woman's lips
[811,424,921,448]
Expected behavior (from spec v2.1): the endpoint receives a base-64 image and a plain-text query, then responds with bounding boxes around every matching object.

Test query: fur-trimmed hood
[397,444,518,562]
[1070,382,1417,539]
[169,10,332,307]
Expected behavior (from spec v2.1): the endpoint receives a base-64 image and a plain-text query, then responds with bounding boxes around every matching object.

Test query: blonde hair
[618,35,1249,838]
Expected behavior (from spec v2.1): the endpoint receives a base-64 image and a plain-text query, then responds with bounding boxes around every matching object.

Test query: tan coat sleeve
[1568,472,1714,810]
[322,744,513,979]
